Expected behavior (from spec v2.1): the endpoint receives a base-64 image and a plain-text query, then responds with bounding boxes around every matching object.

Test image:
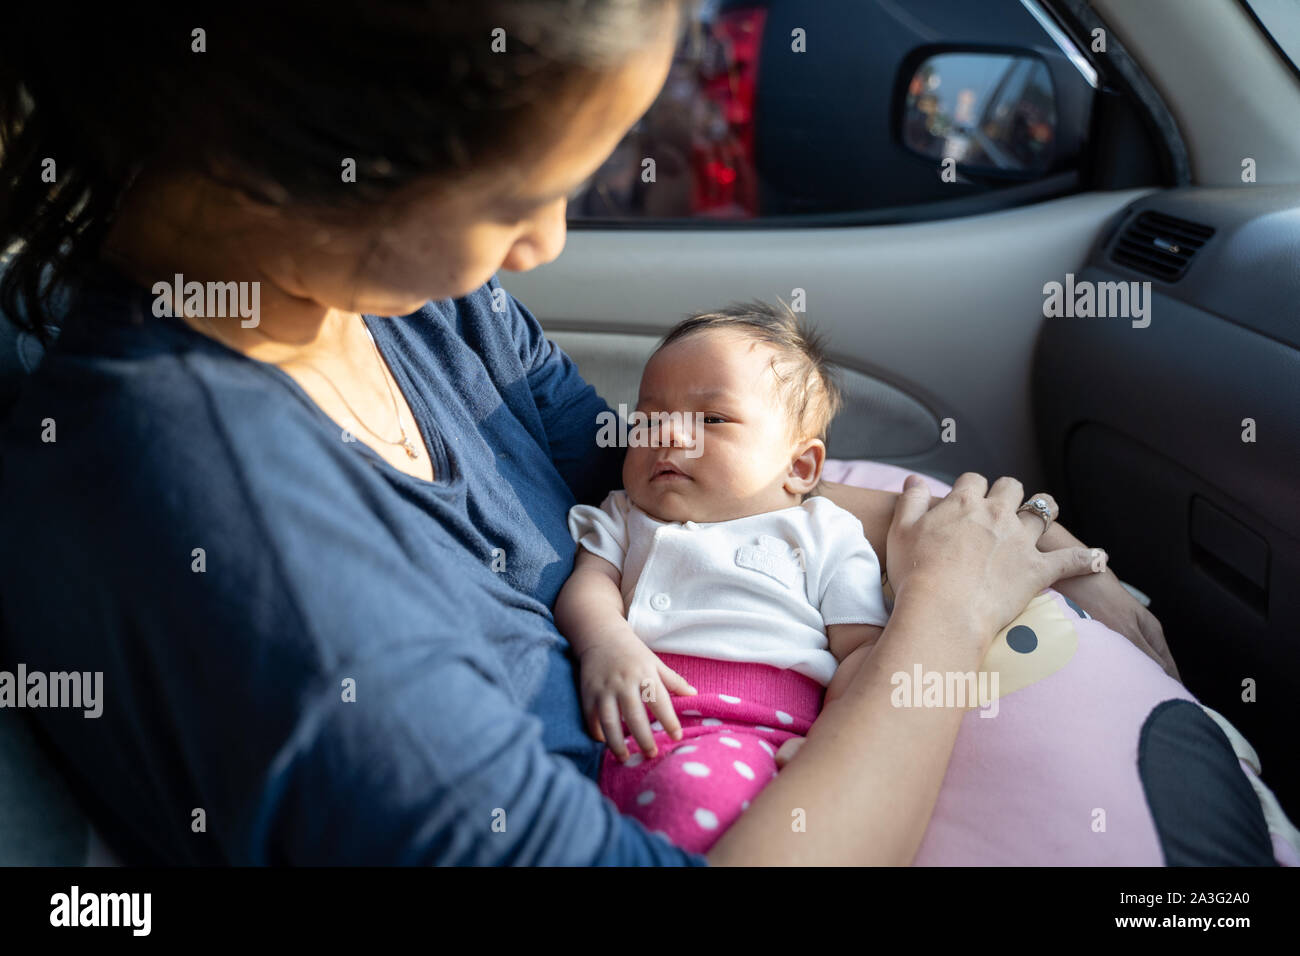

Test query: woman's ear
[785,438,826,495]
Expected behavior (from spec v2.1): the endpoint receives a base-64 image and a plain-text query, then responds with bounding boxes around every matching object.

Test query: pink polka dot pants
[598,653,823,854]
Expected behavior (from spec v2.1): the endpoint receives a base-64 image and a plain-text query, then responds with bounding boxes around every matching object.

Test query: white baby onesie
[567,491,890,685]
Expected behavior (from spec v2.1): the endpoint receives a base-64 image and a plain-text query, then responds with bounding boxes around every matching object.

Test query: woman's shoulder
[13,314,308,463]
[1,302,371,563]
[0,301,481,658]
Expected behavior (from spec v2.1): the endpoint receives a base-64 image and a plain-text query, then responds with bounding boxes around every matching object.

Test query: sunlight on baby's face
[623,330,819,523]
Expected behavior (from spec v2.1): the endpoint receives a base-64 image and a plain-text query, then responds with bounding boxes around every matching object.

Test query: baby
[555,301,890,853]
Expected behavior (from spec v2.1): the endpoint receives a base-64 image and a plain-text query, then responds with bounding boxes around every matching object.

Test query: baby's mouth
[650,461,691,483]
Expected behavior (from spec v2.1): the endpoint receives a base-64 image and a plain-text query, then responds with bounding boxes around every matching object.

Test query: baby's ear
[785,438,826,495]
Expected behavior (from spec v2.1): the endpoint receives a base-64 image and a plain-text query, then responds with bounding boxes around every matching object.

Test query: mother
[0,0,1162,865]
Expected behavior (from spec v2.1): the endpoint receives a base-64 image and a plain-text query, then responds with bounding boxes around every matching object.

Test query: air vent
[1111,211,1215,282]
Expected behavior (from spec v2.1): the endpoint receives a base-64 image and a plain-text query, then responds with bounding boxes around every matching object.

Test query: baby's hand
[774,737,804,768]
[577,634,697,761]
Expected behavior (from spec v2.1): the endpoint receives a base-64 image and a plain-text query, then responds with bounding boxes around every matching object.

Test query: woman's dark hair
[0,0,686,340]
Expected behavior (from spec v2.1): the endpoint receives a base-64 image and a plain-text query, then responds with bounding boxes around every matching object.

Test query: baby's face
[623,329,823,523]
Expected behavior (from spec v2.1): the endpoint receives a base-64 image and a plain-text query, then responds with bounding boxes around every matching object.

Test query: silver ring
[1017,496,1054,534]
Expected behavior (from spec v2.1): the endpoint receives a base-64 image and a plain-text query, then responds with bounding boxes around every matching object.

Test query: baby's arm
[775,504,890,768]
[554,549,696,760]
[813,500,891,707]
[554,548,636,660]
[774,623,883,769]
[826,623,885,709]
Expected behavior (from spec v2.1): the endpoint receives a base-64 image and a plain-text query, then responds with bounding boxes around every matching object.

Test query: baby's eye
[702,415,727,425]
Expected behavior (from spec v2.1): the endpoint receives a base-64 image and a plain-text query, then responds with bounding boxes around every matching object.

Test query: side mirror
[898,51,1059,179]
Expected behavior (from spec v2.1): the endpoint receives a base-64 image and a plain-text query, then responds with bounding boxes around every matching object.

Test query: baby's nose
[656,412,696,447]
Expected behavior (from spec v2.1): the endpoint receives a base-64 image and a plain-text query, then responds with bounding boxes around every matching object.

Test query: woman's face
[291,21,680,317]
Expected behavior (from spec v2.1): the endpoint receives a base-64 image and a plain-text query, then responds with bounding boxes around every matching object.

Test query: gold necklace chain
[191,311,420,460]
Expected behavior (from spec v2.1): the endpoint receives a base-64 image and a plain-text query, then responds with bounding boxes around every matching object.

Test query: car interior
[2,0,1298,864]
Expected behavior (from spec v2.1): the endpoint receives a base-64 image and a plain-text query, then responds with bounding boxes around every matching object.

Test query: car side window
[569,0,1101,224]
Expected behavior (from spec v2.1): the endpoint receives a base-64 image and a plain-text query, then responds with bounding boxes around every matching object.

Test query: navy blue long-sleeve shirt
[0,265,708,865]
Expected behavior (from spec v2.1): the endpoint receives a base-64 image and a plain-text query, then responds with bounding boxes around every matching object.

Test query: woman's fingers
[1014,490,1057,538]
[891,474,933,529]
[1137,607,1182,683]
[950,471,989,499]
[988,475,1025,510]
[888,470,1112,642]
[1040,546,1107,587]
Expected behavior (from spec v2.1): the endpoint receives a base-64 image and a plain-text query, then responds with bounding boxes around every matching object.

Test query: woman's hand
[1052,569,1180,681]
[577,634,696,761]
[1033,519,1180,681]
[886,472,1106,648]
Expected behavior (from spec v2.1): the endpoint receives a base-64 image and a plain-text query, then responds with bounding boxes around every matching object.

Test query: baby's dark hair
[657,300,842,443]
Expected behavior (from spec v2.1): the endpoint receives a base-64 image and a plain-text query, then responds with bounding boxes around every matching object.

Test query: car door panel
[1035,185,1300,817]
